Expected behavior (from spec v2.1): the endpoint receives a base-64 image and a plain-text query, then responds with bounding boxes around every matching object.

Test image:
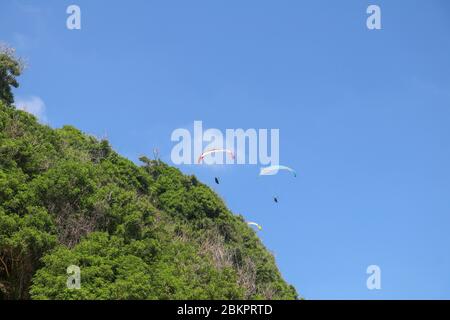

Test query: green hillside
[0,49,298,300]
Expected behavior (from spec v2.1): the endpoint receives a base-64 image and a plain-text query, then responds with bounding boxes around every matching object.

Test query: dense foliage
[0,47,297,300]
[0,45,23,105]
[0,101,298,300]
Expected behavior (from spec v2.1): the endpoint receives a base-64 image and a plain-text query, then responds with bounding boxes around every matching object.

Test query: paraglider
[198,148,235,164]
[247,222,262,231]
[259,165,297,204]
[215,177,220,185]
[259,165,296,177]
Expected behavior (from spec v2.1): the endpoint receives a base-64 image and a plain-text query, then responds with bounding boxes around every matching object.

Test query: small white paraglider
[247,222,263,231]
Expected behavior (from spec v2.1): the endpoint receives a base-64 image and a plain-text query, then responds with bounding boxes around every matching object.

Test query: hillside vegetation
[0,100,298,300]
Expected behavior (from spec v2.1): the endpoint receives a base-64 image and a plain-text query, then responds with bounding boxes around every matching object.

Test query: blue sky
[1,0,450,299]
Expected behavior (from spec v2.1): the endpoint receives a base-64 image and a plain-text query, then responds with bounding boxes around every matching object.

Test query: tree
[0,44,24,105]
[0,96,299,300]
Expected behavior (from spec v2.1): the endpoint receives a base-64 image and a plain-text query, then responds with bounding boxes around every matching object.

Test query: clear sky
[1,0,450,299]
